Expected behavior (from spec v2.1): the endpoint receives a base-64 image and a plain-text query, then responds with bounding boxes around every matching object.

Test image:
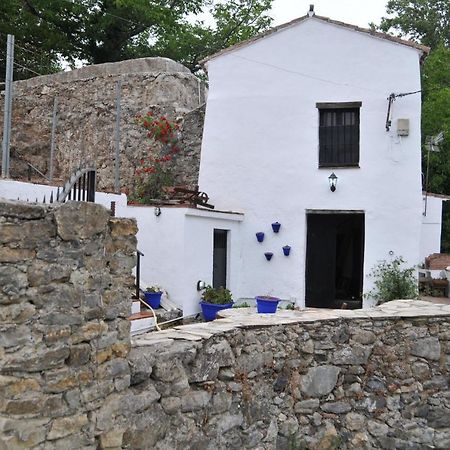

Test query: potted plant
[200,286,234,321]
[144,286,163,309]
[255,295,280,313]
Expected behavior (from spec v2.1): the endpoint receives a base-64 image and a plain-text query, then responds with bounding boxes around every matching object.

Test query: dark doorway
[305,213,364,309]
[213,229,228,288]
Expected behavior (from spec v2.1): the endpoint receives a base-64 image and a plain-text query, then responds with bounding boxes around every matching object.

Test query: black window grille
[318,106,360,167]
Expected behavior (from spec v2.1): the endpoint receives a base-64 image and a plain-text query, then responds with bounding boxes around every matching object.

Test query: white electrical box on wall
[397,119,410,136]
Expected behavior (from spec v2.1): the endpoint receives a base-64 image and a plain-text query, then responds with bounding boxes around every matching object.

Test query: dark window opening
[213,229,228,289]
[318,105,360,167]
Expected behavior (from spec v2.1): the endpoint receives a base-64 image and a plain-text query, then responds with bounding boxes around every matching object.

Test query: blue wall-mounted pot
[256,232,265,242]
[282,245,291,256]
[272,222,281,233]
[264,252,273,261]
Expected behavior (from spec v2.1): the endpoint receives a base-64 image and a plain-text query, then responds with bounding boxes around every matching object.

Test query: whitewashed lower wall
[115,205,244,315]
[0,179,127,209]
[4,180,446,314]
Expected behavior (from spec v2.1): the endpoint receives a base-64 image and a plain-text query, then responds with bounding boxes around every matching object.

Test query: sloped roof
[424,192,450,200]
[200,15,430,66]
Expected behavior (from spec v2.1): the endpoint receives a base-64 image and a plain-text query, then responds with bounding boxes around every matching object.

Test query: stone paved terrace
[132,299,450,346]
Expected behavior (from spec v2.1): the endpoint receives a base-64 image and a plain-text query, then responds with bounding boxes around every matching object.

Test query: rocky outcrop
[0,58,205,193]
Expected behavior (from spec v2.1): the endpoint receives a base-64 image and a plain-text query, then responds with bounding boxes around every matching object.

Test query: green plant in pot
[144,285,163,309]
[200,286,234,321]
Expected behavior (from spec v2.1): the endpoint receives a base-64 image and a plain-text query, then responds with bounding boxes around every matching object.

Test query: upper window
[317,102,361,167]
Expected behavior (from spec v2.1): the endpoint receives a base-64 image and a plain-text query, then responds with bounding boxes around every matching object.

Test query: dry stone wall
[0,57,205,193]
[0,199,137,449]
[127,310,450,449]
[2,202,450,449]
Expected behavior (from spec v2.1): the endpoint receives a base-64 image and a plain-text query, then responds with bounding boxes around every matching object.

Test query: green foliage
[1,0,273,81]
[201,285,233,305]
[367,257,418,304]
[421,46,450,250]
[232,302,250,308]
[377,0,450,250]
[129,112,180,203]
[422,46,450,194]
[379,0,449,48]
[443,201,450,252]
[146,285,162,293]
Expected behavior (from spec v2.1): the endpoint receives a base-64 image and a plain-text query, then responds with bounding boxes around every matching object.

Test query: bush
[367,256,418,304]
[201,286,233,305]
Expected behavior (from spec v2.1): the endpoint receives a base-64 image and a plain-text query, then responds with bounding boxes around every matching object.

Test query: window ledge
[318,164,361,169]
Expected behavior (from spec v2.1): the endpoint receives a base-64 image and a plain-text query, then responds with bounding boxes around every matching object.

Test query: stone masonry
[128,303,450,449]
[0,57,205,193]
[0,199,137,449]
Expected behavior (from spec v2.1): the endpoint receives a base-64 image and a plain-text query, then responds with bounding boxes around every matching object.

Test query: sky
[270,0,389,28]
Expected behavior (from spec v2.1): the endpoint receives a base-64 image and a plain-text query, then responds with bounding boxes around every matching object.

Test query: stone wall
[0,57,205,193]
[2,202,450,450]
[126,304,450,449]
[0,199,136,449]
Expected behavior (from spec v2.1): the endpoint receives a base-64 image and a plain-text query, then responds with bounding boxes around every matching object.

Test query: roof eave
[199,14,430,68]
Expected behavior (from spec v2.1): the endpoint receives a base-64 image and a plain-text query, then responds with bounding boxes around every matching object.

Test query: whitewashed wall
[0,179,246,314]
[116,205,244,315]
[420,195,445,261]
[199,17,424,307]
[0,179,127,208]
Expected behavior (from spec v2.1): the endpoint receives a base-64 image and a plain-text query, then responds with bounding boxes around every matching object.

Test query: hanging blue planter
[264,252,273,261]
[282,245,291,256]
[256,232,265,242]
[271,222,281,233]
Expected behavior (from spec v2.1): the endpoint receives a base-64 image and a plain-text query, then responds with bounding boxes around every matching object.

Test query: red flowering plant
[130,112,181,203]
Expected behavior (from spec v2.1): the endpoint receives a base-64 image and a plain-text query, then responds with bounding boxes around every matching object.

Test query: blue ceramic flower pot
[282,245,291,256]
[256,232,265,242]
[144,291,162,309]
[200,301,233,321]
[255,296,280,313]
[264,252,273,261]
[272,222,281,233]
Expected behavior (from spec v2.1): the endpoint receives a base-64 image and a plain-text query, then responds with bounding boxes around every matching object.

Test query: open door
[305,212,364,309]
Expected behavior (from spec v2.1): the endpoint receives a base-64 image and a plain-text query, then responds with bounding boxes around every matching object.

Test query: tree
[150,0,273,72]
[421,46,450,251]
[0,0,273,81]
[377,1,450,250]
[422,46,450,194]
[379,0,449,48]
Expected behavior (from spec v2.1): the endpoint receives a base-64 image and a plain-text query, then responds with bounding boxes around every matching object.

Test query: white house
[193,9,429,310]
[1,10,438,315]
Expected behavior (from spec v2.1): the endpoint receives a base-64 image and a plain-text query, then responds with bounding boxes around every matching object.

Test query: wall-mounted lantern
[328,172,338,192]
[197,280,206,291]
